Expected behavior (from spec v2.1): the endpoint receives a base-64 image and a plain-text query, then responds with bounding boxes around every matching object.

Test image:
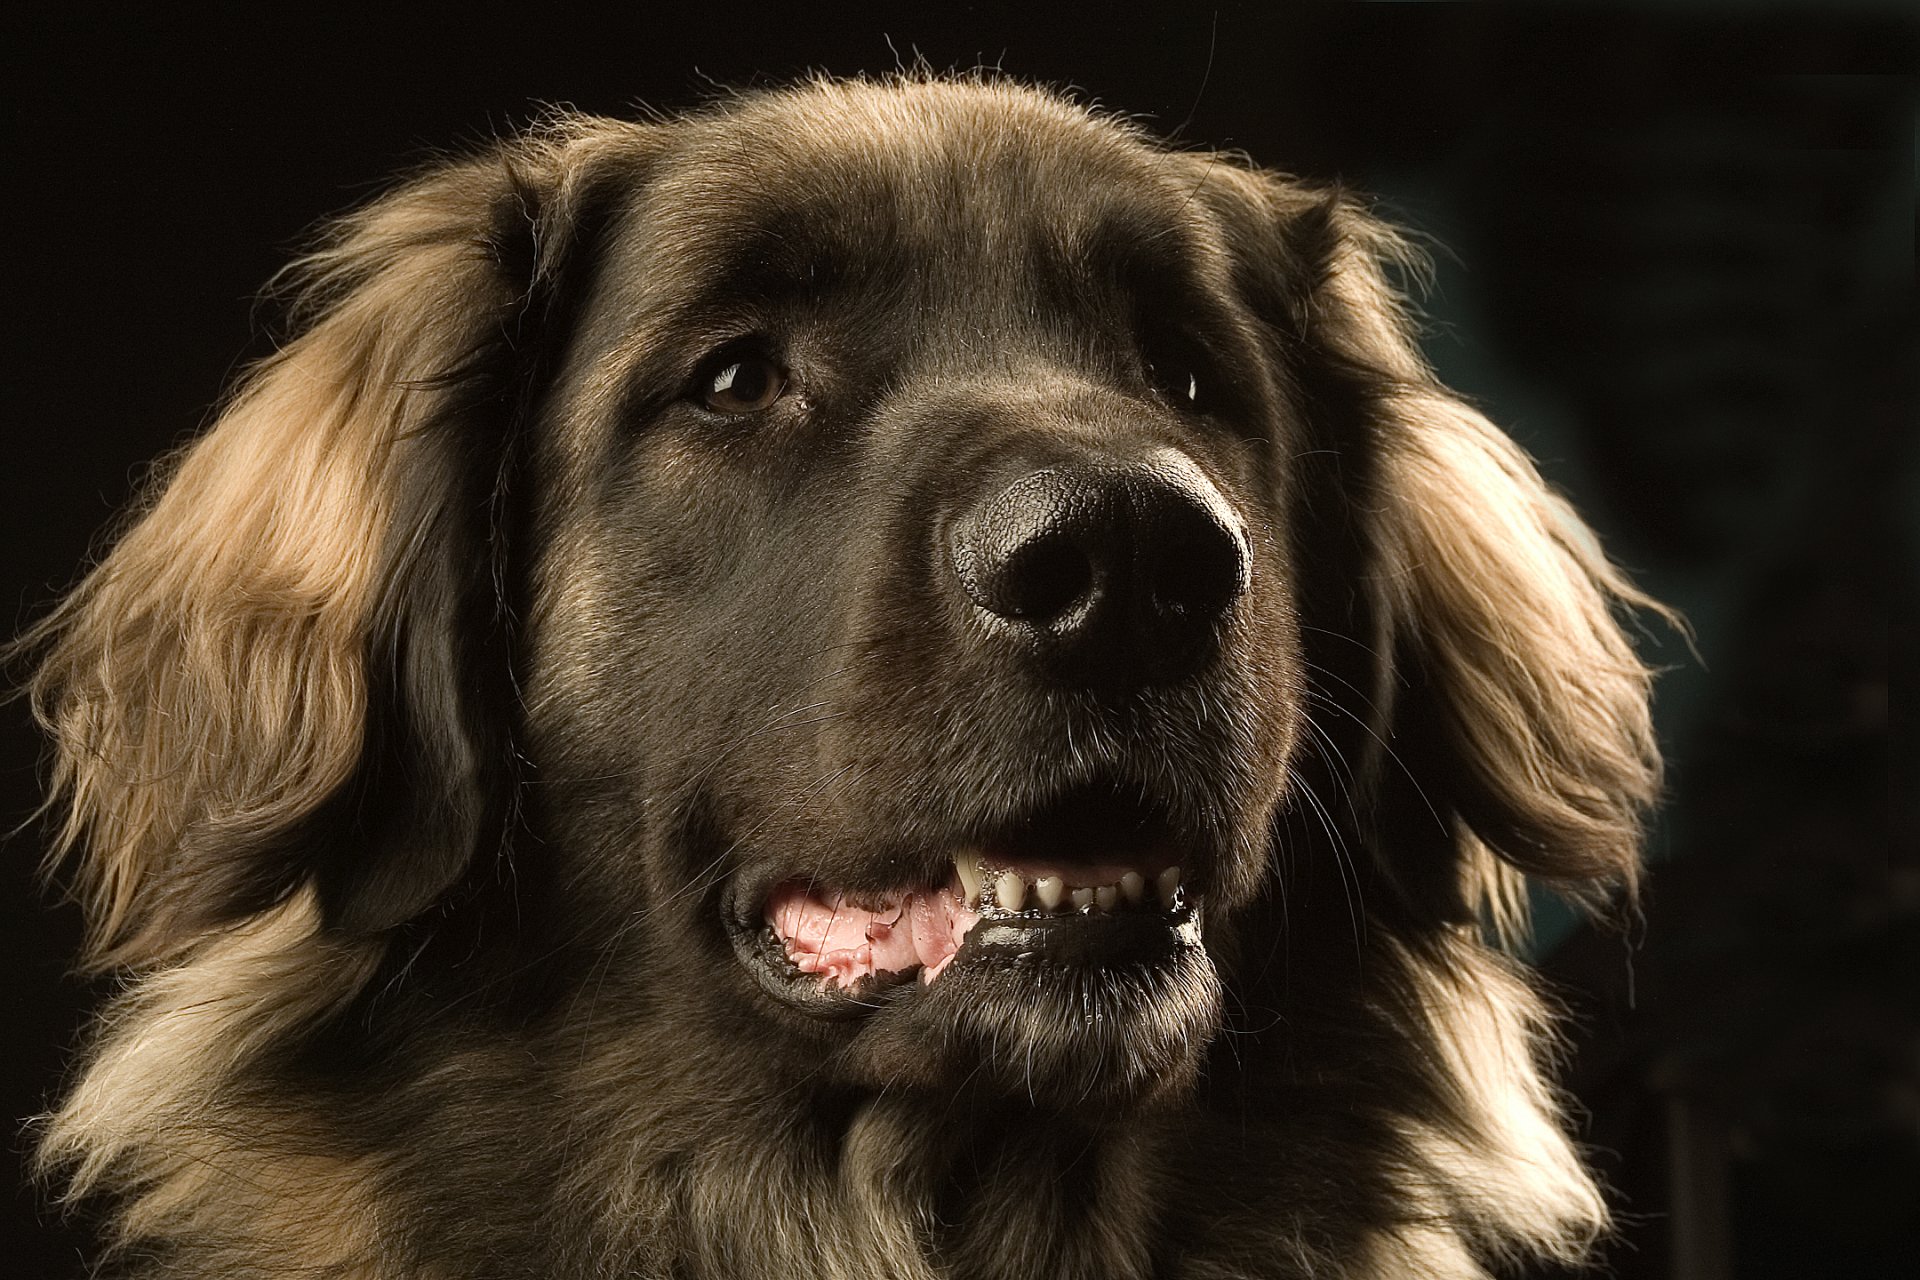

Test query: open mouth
[734,788,1206,1013]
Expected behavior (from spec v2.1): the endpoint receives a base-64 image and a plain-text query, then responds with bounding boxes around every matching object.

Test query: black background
[5,4,1912,1277]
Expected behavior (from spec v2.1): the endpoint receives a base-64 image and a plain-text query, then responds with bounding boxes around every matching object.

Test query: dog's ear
[17,120,657,969]
[1197,165,1669,936]
[1367,370,1667,935]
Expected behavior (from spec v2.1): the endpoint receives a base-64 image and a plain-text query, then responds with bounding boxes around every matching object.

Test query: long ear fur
[1198,167,1670,939]
[1302,197,1670,930]
[15,117,655,970]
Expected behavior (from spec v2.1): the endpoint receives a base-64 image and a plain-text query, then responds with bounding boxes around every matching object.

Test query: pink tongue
[766,883,981,988]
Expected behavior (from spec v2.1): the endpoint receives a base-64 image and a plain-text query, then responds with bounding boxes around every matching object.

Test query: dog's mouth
[766,850,1192,982]
[731,788,1206,1016]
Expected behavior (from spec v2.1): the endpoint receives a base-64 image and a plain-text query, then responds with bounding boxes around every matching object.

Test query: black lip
[954,901,1202,969]
[735,919,913,1019]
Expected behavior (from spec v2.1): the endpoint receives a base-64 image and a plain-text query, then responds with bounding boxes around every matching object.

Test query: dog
[19,75,1664,1278]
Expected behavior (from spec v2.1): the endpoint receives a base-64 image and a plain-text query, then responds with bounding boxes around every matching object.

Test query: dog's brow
[1072,202,1220,292]
[577,204,872,412]
[656,212,873,336]
[701,230,851,308]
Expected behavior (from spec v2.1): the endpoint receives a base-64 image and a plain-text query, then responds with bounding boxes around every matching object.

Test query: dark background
[4,4,1911,1277]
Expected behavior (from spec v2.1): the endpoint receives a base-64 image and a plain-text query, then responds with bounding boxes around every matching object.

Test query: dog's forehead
[699,80,1158,187]
[620,80,1205,304]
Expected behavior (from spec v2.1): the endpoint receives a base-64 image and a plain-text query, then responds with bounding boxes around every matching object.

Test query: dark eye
[1148,360,1204,411]
[699,355,787,414]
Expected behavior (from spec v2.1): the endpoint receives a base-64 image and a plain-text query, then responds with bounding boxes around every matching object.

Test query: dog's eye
[700,356,788,414]
[1148,362,1204,411]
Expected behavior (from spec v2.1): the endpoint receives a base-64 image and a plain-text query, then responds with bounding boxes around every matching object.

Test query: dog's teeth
[1070,886,1095,911]
[1155,866,1182,910]
[954,855,983,906]
[1119,871,1146,905]
[1034,875,1065,911]
[995,871,1028,912]
[1094,884,1119,911]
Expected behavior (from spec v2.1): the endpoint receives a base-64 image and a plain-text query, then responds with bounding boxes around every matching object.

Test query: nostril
[948,467,1112,625]
[996,533,1095,622]
[1143,521,1248,628]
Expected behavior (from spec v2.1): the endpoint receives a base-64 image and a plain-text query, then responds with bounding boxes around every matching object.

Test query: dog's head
[25,79,1661,1124]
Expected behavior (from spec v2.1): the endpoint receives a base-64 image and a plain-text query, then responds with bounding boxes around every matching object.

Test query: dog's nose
[948,455,1249,686]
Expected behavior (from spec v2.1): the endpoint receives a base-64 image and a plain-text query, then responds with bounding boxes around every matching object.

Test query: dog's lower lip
[949,904,1202,970]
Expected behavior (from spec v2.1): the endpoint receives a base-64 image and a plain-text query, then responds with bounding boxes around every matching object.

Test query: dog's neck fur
[536,929,1602,1280]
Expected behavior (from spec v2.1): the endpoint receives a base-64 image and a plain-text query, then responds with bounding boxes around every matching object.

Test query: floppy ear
[1199,166,1668,937]
[17,119,655,969]
[1369,379,1666,934]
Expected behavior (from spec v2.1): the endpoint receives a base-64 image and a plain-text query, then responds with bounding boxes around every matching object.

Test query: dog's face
[28,76,1665,1275]
[526,84,1306,1104]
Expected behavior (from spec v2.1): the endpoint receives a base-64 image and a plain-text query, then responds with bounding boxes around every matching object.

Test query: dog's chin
[855,919,1224,1110]
[728,881,1223,1111]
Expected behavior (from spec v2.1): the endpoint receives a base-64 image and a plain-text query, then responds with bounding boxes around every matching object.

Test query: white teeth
[1034,875,1065,911]
[958,863,1184,915]
[954,855,983,906]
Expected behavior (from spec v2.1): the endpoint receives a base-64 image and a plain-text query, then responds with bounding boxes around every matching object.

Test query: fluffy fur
[20,75,1664,1279]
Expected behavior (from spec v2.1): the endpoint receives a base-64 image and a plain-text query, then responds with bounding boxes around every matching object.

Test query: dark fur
[21,76,1663,1278]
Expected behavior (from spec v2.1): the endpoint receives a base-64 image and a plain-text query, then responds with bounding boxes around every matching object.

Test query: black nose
[947,455,1249,686]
